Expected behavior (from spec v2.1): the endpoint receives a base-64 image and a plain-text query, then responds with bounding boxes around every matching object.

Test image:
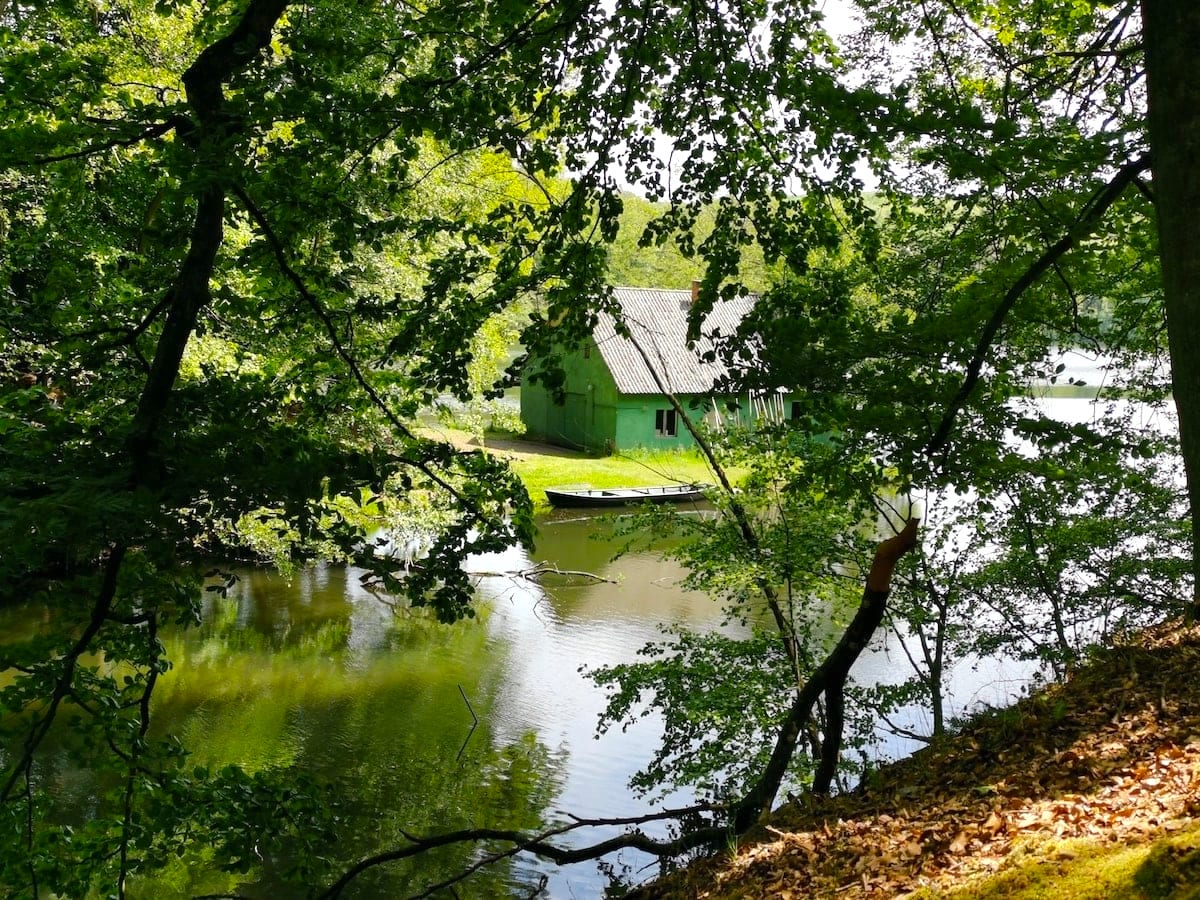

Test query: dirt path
[418,425,586,462]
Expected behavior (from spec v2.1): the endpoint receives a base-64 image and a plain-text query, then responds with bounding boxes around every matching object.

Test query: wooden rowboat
[544,483,710,508]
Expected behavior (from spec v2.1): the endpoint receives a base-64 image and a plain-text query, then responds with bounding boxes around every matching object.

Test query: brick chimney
[690,280,700,304]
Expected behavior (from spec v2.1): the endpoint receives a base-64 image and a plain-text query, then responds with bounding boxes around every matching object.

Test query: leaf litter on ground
[633,619,1200,899]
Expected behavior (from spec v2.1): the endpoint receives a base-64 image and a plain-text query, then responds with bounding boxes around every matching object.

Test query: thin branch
[1015,46,1141,66]
[619,315,802,675]
[1133,175,1155,204]
[0,543,126,804]
[230,182,495,522]
[464,562,616,584]
[876,710,934,744]
[406,838,538,899]
[24,761,36,898]
[18,118,182,166]
[118,613,160,900]
[314,802,726,900]
[83,292,176,350]
[455,685,479,762]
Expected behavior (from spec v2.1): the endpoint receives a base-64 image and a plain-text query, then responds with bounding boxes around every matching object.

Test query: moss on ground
[909,826,1200,899]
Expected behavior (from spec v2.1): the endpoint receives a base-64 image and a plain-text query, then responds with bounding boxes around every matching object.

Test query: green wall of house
[520,341,802,453]
[520,338,620,453]
[613,395,706,450]
[520,339,711,452]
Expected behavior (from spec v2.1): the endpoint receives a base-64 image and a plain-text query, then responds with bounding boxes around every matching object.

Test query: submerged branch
[314,802,728,900]
[464,562,617,584]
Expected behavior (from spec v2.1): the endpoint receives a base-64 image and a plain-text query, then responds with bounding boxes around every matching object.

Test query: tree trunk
[1141,0,1200,613]
[733,517,919,830]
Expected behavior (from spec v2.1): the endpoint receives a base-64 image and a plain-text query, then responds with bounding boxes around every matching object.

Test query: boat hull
[544,484,709,508]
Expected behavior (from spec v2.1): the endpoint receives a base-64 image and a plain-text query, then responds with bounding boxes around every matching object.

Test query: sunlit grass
[910,824,1200,899]
[418,420,731,510]
[511,446,724,507]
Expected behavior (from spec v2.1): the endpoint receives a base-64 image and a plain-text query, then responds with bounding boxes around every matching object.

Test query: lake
[21,506,1043,898]
[4,356,1180,898]
[147,513,744,898]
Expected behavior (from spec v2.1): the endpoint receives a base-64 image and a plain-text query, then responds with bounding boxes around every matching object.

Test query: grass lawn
[419,423,725,511]
[510,446,720,506]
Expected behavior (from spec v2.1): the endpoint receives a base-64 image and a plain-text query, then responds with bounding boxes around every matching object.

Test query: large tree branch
[129,0,288,465]
[733,516,919,827]
[182,0,289,117]
[314,803,727,899]
[1,0,291,816]
[924,152,1152,459]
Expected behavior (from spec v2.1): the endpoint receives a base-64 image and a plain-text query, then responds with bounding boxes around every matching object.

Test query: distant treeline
[604,191,775,292]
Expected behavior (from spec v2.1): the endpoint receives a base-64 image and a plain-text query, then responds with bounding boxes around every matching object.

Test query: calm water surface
[152,513,739,898]
[5,483,1074,898]
[128,508,1034,898]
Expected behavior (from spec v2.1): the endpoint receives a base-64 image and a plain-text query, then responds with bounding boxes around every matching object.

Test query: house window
[655,408,678,437]
[791,401,802,421]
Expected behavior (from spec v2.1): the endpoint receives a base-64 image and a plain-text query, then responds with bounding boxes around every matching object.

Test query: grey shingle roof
[594,287,754,395]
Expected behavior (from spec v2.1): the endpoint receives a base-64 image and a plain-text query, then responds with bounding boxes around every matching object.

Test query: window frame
[654,408,678,437]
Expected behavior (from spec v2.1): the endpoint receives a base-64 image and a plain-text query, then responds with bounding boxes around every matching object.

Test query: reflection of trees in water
[1,572,566,900]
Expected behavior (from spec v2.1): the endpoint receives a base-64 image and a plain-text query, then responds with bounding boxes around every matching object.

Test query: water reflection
[158,566,570,899]
[469,515,731,894]
[151,526,729,899]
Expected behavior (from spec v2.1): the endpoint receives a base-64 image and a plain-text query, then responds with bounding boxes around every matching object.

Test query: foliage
[877,395,1189,738]
[592,628,796,801]
[0,0,1193,893]
[587,0,1184,823]
[588,426,883,800]
[603,191,777,292]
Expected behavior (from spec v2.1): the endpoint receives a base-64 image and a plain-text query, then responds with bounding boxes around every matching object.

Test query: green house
[521,286,792,453]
